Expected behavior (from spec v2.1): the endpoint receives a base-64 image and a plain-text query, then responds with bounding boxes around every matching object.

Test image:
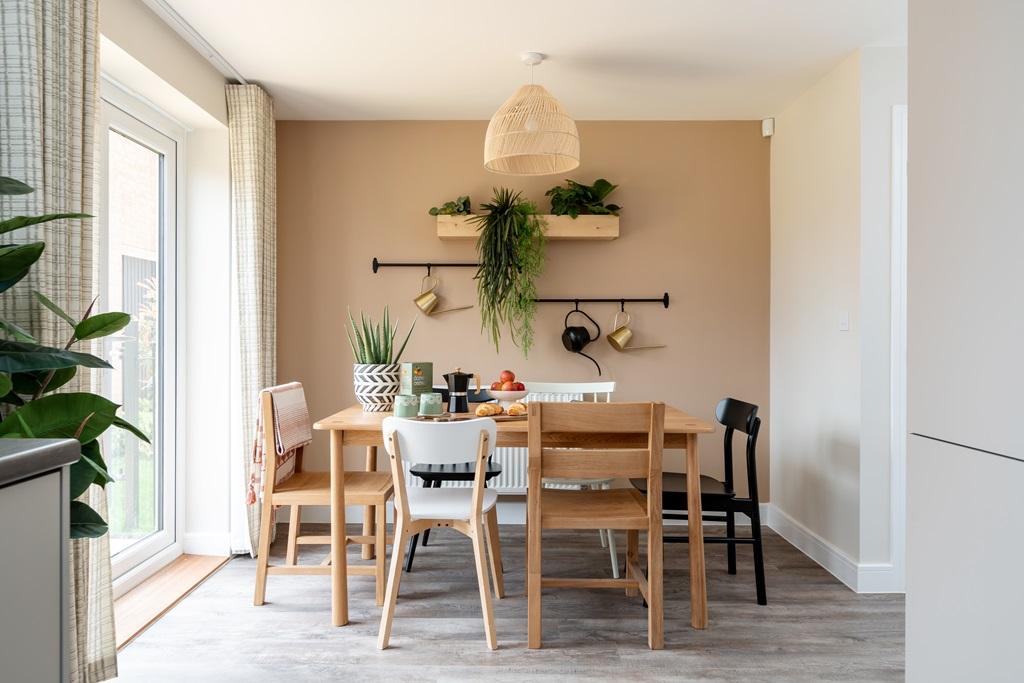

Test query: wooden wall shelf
[437,214,619,241]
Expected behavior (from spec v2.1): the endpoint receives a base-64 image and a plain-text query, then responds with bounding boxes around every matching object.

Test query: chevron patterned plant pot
[353,363,400,412]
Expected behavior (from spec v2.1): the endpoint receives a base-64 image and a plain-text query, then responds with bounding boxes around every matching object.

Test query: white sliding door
[98,90,181,581]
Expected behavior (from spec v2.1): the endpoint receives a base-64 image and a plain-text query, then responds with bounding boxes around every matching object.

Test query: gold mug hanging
[607,311,634,351]
[414,275,472,316]
[607,309,665,351]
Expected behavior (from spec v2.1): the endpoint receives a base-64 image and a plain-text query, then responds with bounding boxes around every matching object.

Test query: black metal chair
[402,460,502,572]
[631,397,766,605]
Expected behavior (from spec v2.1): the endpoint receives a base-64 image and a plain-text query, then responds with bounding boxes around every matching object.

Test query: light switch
[839,311,850,332]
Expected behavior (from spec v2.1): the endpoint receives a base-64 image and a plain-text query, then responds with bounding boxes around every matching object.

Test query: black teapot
[562,307,602,375]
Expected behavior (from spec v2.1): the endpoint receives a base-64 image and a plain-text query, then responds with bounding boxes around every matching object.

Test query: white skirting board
[766,504,904,594]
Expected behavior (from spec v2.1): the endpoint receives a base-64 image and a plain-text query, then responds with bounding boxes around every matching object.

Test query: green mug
[394,394,419,418]
[418,392,443,415]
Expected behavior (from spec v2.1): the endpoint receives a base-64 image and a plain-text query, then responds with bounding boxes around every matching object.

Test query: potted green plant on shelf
[428,195,472,216]
[0,176,147,539]
[545,178,622,218]
[471,188,546,357]
[346,306,415,412]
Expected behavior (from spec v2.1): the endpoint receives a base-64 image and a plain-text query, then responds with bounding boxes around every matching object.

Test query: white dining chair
[520,381,621,578]
[379,416,504,651]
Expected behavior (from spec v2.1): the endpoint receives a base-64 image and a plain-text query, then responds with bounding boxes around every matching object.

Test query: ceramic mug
[394,394,419,418]
[607,311,633,351]
[413,275,440,315]
[418,392,443,415]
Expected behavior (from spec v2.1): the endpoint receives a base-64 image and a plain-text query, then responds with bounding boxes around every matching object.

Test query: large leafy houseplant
[545,178,622,218]
[471,188,546,356]
[0,176,147,538]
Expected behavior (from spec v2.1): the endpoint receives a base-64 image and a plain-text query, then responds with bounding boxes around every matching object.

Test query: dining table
[313,403,715,630]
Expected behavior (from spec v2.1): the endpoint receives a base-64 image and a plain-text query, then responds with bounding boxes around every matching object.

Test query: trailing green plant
[471,188,546,356]
[346,306,415,364]
[428,195,472,216]
[0,176,147,539]
[545,178,621,218]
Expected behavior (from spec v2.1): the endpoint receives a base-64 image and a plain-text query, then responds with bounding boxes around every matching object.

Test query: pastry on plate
[506,402,527,416]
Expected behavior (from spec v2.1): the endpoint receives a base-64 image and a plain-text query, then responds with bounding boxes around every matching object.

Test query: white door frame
[889,104,909,591]
[99,79,187,595]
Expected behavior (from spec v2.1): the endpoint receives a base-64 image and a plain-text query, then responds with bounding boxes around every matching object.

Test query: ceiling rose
[484,52,580,176]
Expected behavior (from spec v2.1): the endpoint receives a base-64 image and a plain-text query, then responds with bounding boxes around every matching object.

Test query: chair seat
[272,471,393,506]
[540,488,648,530]
[630,473,733,510]
[409,461,502,482]
[407,487,498,521]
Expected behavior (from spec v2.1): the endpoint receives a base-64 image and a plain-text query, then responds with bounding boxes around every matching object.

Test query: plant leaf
[0,317,36,342]
[0,339,111,373]
[69,500,108,538]
[69,441,113,500]
[0,242,45,281]
[32,290,76,326]
[0,392,119,443]
[112,415,150,444]
[0,212,91,236]
[74,311,130,341]
[0,177,34,195]
[0,373,11,397]
[11,366,76,395]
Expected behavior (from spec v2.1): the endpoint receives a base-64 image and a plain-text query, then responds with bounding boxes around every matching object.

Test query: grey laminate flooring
[115,524,903,682]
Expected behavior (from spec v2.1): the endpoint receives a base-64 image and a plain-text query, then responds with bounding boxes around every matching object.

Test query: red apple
[501,380,515,391]
[514,382,525,391]
[499,369,515,383]
[490,381,502,390]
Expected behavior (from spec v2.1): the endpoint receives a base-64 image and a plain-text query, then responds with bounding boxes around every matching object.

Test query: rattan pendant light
[484,52,580,176]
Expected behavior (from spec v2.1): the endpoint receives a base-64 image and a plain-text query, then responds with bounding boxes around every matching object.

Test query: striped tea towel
[247,382,314,504]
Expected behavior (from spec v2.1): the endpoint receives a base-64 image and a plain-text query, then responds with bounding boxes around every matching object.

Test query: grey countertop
[0,439,80,487]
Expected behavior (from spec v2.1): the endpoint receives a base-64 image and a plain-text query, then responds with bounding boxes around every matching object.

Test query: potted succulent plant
[346,307,415,412]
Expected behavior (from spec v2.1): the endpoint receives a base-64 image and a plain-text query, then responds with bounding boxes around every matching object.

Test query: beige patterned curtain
[0,0,116,681]
[227,84,277,555]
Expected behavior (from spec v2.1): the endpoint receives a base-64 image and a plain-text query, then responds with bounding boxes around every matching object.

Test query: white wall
[770,46,906,591]
[907,1,1024,679]
[100,0,233,557]
[770,52,863,563]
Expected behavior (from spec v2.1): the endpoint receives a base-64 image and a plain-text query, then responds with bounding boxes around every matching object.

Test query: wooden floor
[115,523,903,681]
[114,554,229,649]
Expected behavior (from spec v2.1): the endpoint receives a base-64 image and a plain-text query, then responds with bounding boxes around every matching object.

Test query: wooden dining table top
[313,403,715,445]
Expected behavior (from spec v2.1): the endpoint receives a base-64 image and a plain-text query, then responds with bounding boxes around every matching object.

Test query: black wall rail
[535,294,670,309]
[372,258,669,309]
[372,257,477,275]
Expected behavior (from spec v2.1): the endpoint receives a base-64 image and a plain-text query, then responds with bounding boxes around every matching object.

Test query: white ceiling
[160,0,906,120]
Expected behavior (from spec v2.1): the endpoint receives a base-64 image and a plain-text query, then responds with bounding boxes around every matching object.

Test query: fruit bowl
[488,389,528,407]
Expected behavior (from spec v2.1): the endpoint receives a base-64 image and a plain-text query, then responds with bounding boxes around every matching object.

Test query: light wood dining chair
[525,381,620,578]
[527,401,665,649]
[380,417,505,651]
[252,385,394,612]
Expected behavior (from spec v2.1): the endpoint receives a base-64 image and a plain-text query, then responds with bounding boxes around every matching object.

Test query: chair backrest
[383,417,497,466]
[524,381,615,403]
[715,397,761,500]
[527,401,664,485]
[258,382,312,492]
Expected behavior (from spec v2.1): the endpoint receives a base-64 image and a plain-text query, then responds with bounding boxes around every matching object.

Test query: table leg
[363,446,376,560]
[331,429,348,626]
[686,433,708,629]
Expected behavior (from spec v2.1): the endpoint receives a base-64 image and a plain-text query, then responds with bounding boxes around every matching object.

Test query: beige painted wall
[276,121,770,498]
[771,53,863,560]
